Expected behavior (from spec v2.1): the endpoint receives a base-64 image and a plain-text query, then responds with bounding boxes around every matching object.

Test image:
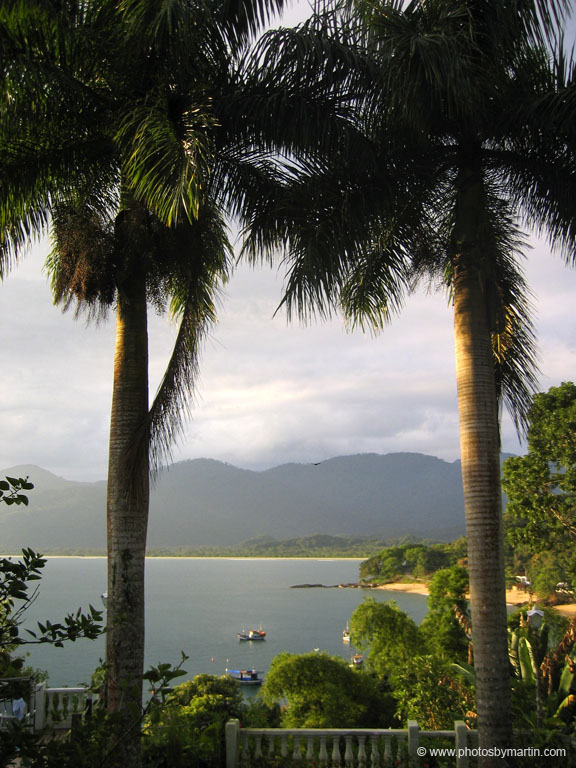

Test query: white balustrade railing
[33,683,93,731]
[225,719,478,768]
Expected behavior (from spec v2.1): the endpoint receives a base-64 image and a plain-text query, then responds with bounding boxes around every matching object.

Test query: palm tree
[46,198,231,724]
[1,1,339,762]
[245,1,576,761]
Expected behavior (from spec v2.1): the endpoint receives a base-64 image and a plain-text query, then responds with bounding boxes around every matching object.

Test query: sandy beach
[377,581,576,617]
[377,581,431,596]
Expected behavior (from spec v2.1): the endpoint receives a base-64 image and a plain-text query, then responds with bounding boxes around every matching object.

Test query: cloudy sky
[1,2,575,482]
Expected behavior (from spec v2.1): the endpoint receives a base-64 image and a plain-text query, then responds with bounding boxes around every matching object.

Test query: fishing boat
[237,628,266,641]
[225,668,263,685]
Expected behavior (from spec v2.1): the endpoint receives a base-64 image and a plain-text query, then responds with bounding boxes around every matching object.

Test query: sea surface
[19,557,429,687]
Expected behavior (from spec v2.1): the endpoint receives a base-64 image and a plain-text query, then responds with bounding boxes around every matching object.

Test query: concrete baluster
[357,735,367,766]
[319,735,328,765]
[267,733,275,758]
[383,734,392,765]
[331,735,341,766]
[240,730,250,767]
[305,734,315,761]
[370,735,380,767]
[344,735,354,766]
[292,734,301,760]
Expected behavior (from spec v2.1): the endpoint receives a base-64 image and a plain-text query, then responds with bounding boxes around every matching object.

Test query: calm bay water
[21,558,428,687]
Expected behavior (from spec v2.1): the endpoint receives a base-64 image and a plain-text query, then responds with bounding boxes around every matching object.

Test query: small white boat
[225,668,263,685]
[342,624,351,643]
[237,628,266,641]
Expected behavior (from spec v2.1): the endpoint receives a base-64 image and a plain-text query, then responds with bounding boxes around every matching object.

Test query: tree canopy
[503,382,576,598]
[504,382,576,548]
[349,598,422,679]
[260,650,394,728]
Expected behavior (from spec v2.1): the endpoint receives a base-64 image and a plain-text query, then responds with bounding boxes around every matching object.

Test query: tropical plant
[142,674,244,768]
[0,1,341,764]
[349,598,422,680]
[261,650,395,728]
[503,383,576,603]
[503,382,576,564]
[420,565,470,663]
[393,654,476,730]
[247,2,576,761]
[508,608,576,730]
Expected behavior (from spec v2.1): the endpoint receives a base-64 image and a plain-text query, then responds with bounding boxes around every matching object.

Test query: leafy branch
[1,479,104,650]
[0,475,34,506]
[0,547,105,651]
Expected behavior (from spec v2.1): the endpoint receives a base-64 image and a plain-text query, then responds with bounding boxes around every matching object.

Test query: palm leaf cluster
[0,0,344,470]
[250,0,576,436]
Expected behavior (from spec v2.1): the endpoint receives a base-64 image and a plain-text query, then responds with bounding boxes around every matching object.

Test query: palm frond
[116,93,216,226]
[489,254,540,436]
[0,132,118,275]
[147,204,232,474]
[217,0,294,51]
[498,143,576,266]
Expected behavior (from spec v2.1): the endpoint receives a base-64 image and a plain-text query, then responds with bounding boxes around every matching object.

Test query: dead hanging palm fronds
[47,201,117,321]
[453,602,473,664]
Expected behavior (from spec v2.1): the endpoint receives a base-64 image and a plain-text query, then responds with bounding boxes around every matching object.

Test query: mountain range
[0,452,478,552]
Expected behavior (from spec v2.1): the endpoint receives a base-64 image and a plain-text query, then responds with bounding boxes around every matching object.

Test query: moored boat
[237,628,266,641]
[225,668,263,685]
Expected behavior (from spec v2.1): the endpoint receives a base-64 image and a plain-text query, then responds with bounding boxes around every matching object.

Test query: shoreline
[378,581,576,617]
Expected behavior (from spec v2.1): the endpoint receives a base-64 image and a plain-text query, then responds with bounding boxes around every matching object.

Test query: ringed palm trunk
[105,261,149,766]
[453,174,513,766]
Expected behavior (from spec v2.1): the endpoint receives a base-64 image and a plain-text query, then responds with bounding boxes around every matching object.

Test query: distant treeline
[151,533,424,558]
[2,534,451,559]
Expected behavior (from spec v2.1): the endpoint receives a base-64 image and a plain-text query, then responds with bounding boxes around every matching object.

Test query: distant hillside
[0,452,489,553]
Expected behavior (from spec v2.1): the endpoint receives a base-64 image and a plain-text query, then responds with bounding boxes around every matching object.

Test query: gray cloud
[3,229,575,481]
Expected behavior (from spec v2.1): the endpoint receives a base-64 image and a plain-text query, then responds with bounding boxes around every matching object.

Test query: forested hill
[0,452,491,553]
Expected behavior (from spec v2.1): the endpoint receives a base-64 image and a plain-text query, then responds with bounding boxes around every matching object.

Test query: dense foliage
[261,651,395,728]
[503,383,576,601]
[142,675,244,768]
[359,538,467,583]
[420,566,470,661]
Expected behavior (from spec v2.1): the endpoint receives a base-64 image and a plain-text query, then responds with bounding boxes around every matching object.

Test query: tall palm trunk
[105,249,149,766]
[453,172,513,766]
